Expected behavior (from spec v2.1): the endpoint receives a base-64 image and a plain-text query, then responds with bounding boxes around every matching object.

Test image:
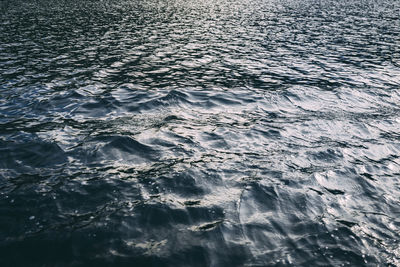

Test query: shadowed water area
[1,0,400,266]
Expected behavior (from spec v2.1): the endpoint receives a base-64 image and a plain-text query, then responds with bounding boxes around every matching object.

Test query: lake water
[1,0,400,266]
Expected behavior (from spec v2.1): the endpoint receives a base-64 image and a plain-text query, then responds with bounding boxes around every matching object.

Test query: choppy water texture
[1,0,400,266]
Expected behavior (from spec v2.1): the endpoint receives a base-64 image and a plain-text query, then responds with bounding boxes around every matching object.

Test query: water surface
[1,0,400,266]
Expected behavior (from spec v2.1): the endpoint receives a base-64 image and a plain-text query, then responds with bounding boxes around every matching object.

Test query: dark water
[1,0,400,265]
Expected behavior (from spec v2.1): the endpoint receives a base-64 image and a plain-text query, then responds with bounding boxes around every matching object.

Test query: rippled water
[1,0,400,265]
